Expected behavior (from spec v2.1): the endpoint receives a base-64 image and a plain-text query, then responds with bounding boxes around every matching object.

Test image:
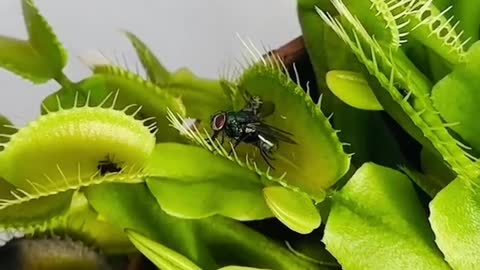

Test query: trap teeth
[180,118,201,135]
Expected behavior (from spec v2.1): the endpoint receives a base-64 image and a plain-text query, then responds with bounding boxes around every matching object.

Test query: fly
[97,154,122,176]
[208,91,296,169]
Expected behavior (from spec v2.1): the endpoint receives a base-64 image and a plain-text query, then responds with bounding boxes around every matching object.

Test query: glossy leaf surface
[146,143,272,221]
[126,229,202,270]
[323,163,451,270]
[263,186,321,234]
[430,177,480,269]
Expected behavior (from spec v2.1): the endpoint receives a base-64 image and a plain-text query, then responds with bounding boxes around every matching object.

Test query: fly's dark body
[209,92,296,169]
[97,155,122,176]
[223,111,257,139]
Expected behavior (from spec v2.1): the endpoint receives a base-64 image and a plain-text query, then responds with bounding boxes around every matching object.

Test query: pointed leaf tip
[22,0,68,72]
[126,229,202,270]
[124,30,170,85]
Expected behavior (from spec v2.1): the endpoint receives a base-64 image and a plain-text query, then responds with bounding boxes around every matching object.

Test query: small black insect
[208,92,296,169]
[97,154,122,176]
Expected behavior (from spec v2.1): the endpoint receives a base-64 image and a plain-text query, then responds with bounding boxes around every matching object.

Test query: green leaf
[0,0,67,83]
[145,143,272,221]
[126,229,202,270]
[22,0,67,75]
[263,186,321,234]
[326,70,382,110]
[323,163,451,270]
[84,183,216,268]
[429,177,480,269]
[0,36,57,83]
[432,41,480,152]
[124,31,170,85]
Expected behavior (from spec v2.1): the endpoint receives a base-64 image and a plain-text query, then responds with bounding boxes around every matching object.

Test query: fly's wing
[247,122,297,145]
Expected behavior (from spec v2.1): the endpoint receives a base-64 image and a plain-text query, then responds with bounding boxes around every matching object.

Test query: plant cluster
[0,0,479,269]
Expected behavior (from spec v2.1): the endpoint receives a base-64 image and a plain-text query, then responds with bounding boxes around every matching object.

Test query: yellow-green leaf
[263,186,321,234]
[0,36,55,83]
[146,143,272,221]
[22,0,67,75]
[430,177,480,269]
[323,163,451,270]
[126,229,202,270]
[124,31,170,85]
[326,70,383,110]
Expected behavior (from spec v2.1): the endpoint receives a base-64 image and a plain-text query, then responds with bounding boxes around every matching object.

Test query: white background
[0,0,301,125]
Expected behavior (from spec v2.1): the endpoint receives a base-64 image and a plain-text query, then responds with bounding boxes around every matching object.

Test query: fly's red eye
[212,113,226,131]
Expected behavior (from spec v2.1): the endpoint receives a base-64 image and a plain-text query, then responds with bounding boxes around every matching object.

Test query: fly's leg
[228,138,243,156]
[228,133,251,156]
[205,131,220,150]
[260,147,276,170]
[260,147,275,160]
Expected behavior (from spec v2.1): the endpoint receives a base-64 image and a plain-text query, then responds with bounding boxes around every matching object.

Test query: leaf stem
[54,72,75,91]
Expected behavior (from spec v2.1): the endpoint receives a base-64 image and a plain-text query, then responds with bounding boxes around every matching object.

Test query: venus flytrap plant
[299,3,408,170]
[323,163,452,269]
[425,40,480,269]
[0,94,155,193]
[85,182,324,270]
[7,0,480,268]
[234,43,351,193]
[0,93,160,259]
[405,0,471,64]
[167,109,323,234]
[316,0,479,183]
[314,0,480,268]
[342,0,472,65]
[163,40,353,234]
